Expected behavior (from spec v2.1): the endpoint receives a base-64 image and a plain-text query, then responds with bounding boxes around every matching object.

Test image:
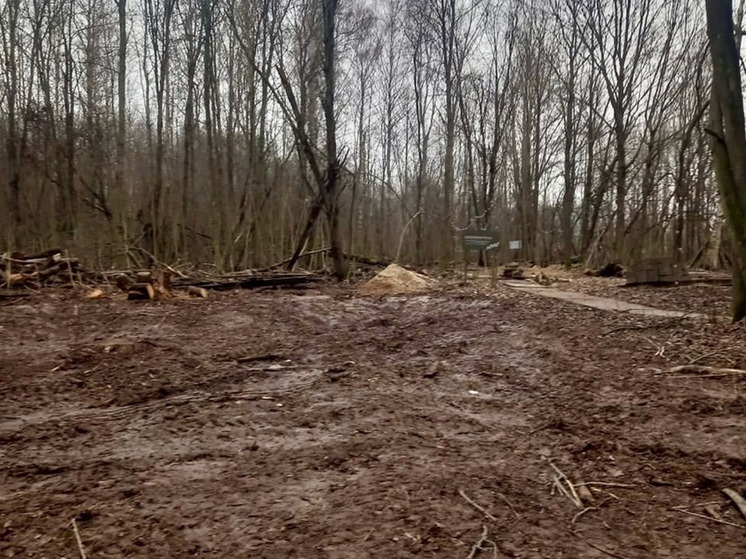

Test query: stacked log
[1,249,82,288]
[2,247,324,301]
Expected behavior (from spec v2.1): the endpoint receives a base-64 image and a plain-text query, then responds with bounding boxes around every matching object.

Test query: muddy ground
[1,278,745,558]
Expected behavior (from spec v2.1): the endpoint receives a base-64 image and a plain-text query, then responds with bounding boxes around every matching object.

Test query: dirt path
[1,285,744,558]
[503,280,699,318]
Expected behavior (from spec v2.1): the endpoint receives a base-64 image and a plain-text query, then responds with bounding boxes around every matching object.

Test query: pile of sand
[359,264,435,296]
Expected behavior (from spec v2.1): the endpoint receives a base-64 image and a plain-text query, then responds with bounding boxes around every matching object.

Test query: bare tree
[706,0,746,321]
[142,0,177,260]
[1,0,23,242]
[582,0,657,260]
[0,0,727,289]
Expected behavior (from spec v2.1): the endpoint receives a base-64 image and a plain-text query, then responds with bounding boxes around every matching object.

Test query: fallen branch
[662,365,746,376]
[264,247,331,271]
[689,350,730,366]
[670,373,746,379]
[549,461,583,508]
[459,489,497,521]
[71,519,88,559]
[671,507,744,529]
[131,246,188,278]
[723,488,746,520]
[174,272,323,291]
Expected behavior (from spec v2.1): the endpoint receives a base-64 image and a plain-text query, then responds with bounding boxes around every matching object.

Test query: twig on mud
[642,336,665,357]
[496,492,520,519]
[459,490,497,522]
[466,525,497,559]
[553,475,573,502]
[571,498,613,526]
[689,350,728,366]
[573,531,632,559]
[723,488,746,521]
[576,482,636,489]
[548,462,583,508]
[671,507,745,529]
[705,505,724,521]
[71,519,88,559]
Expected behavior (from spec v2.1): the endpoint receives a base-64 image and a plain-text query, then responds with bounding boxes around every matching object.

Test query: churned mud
[1,280,744,558]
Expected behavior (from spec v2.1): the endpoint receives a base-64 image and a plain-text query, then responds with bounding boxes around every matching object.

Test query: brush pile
[1,249,82,288]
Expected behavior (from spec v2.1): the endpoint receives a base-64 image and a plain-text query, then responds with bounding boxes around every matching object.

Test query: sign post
[462,229,499,283]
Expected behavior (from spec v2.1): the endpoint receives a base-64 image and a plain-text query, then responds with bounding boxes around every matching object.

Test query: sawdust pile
[359,264,435,296]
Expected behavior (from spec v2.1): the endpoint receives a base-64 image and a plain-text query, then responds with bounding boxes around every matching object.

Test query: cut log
[187,286,209,298]
[2,249,62,266]
[127,283,155,300]
[39,264,63,279]
[136,271,153,284]
[4,273,27,287]
[345,252,391,267]
[157,270,172,291]
[85,288,106,299]
[175,272,323,291]
[59,257,79,268]
[25,248,63,261]
[155,284,173,300]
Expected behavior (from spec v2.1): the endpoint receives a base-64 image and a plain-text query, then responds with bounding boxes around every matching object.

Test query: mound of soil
[358,263,435,296]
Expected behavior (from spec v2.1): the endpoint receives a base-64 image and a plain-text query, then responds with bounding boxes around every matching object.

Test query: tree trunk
[116,0,127,215]
[321,0,345,280]
[706,0,746,321]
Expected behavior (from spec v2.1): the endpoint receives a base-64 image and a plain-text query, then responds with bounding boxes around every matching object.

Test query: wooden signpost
[462,229,499,282]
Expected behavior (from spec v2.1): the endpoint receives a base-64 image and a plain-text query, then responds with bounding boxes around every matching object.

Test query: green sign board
[463,230,499,251]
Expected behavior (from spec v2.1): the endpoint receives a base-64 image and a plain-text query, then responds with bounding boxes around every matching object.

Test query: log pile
[2,248,325,301]
[111,269,322,300]
[173,272,322,291]
[626,257,685,285]
[1,249,82,288]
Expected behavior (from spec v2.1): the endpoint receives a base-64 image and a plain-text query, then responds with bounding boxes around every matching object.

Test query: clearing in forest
[0,279,744,558]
